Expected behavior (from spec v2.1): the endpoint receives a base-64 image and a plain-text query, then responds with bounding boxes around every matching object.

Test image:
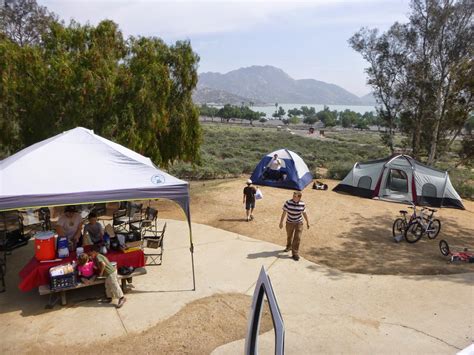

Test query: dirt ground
[22,293,273,355]
[156,178,474,275]
[5,179,473,355]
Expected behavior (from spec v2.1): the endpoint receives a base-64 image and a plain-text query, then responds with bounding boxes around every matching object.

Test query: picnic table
[19,249,145,292]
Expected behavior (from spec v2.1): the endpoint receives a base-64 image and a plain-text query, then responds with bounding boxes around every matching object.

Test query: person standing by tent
[243,179,257,222]
[279,191,310,261]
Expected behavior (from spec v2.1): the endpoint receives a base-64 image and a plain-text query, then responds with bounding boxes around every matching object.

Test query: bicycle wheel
[392,218,406,237]
[405,222,423,243]
[439,240,450,256]
[427,219,441,239]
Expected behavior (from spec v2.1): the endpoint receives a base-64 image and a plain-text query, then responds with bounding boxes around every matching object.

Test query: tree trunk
[428,81,450,165]
[412,112,422,159]
[427,115,440,165]
[436,127,463,164]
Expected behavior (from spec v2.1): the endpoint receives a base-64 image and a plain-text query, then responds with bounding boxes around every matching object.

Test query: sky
[39,0,412,97]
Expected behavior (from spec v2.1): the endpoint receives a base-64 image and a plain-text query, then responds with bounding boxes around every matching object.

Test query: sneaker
[246,217,250,222]
[292,255,300,261]
[250,215,254,221]
[116,297,127,308]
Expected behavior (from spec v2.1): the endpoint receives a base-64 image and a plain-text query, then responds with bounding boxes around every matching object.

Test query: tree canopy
[201,104,265,123]
[350,0,473,165]
[0,0,57,47]
[0,1,201,167]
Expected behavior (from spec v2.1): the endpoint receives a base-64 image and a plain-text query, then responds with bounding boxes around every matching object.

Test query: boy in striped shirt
[279,191,310,261]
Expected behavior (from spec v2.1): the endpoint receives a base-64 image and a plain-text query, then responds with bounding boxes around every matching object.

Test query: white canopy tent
[0,127,195,288]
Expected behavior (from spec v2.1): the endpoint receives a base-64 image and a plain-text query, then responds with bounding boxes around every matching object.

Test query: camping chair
[37,207,51,231]
[0,211,28,253]
[143,222,166,266]
[125,203,143,233]
[90,203,106,217]
[133,207,159,237]
[113,209,128,233]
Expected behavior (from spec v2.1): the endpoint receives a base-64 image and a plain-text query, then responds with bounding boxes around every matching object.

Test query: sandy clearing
[155,178,474,275]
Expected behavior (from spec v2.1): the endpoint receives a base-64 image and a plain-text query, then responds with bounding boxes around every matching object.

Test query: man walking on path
[243,179,257,222]
[279,191,310,261]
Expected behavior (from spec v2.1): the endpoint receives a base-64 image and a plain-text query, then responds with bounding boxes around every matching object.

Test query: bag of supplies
[255,188,263,200]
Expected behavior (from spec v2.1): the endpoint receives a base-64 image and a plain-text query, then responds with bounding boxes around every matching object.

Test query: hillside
[192,87,265,105]
[198,65,373,105]
[360,92,377,105]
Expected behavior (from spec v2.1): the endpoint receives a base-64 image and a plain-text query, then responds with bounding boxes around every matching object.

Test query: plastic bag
[255,188,263,200]
[118,266,135,276]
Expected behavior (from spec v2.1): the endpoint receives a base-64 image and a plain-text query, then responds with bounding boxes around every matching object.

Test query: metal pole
[190,243,196,291]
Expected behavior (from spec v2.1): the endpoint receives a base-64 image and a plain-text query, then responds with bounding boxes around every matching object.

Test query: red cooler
[35,231,56,261]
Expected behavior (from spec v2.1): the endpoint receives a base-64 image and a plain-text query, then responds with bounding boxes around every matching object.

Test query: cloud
[40,0,397,38]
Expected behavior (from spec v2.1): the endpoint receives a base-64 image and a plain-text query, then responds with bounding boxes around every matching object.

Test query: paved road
[1,220,472,354]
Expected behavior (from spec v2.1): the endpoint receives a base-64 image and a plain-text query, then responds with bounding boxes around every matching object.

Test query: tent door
[379,167,413,202]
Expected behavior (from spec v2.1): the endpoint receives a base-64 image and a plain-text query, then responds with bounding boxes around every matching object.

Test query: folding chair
[127,203,143,218]
[135,207,158,237]
[37,207,51,231]
[143,222,166,266]
[90,203,106,217]
[0,211,28,253]
[113,209,128,233]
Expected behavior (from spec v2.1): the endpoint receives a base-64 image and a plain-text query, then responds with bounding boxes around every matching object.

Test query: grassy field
[168,124,473,199]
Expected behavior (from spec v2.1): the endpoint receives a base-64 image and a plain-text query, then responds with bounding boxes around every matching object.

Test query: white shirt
[268,158,282,170]
[57,213,82,240]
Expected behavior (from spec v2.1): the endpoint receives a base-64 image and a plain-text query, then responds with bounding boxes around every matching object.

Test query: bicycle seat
[399,210,408,214]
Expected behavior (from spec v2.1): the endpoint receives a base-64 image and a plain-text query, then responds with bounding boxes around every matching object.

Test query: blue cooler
[57,237,69,258]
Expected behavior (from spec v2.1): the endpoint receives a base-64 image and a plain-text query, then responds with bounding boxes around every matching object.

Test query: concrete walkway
[0,219,472,354]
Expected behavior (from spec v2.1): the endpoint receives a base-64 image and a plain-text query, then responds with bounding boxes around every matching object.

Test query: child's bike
[439,239,474,263]
[392,204,418,240]
[404,207,441,243]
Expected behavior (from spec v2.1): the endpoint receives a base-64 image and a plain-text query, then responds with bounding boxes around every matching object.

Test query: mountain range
[192,86,266,106]
[194,65,375,106]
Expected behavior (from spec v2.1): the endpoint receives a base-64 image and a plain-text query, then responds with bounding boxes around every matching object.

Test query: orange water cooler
[34,231,57,261]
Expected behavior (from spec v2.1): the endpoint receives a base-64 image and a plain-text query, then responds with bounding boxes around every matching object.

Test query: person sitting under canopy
[55,206,83,250]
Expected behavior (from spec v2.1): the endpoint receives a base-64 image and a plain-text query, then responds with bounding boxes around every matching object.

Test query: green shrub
[453,182,474,200]
[448,168,474,200]
[327,162,353,180]
[168,124,470,200]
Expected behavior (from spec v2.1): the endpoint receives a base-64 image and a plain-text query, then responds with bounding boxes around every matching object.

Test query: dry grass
[156,178,474,275]
[25,293,273,355]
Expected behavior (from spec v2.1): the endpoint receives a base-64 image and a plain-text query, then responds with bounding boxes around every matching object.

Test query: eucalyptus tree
[0,15,202,166]
[0,0,57,46]
[350,0,473,163]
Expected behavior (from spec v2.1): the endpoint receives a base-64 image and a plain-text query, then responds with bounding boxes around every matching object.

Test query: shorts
[245,201,255,210]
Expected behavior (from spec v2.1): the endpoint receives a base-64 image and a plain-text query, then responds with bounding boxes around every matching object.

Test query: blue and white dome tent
[250,149,313,190]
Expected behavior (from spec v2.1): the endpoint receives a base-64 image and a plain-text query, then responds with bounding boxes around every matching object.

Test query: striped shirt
[283,199,306,223]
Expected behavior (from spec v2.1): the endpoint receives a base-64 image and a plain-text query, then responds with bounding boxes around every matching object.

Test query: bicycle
[404,207,441,243]
[392,204,419,239]
[439,239,474,263]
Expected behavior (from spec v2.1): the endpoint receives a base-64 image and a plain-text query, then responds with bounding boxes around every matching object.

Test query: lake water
[252,104,376,118]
